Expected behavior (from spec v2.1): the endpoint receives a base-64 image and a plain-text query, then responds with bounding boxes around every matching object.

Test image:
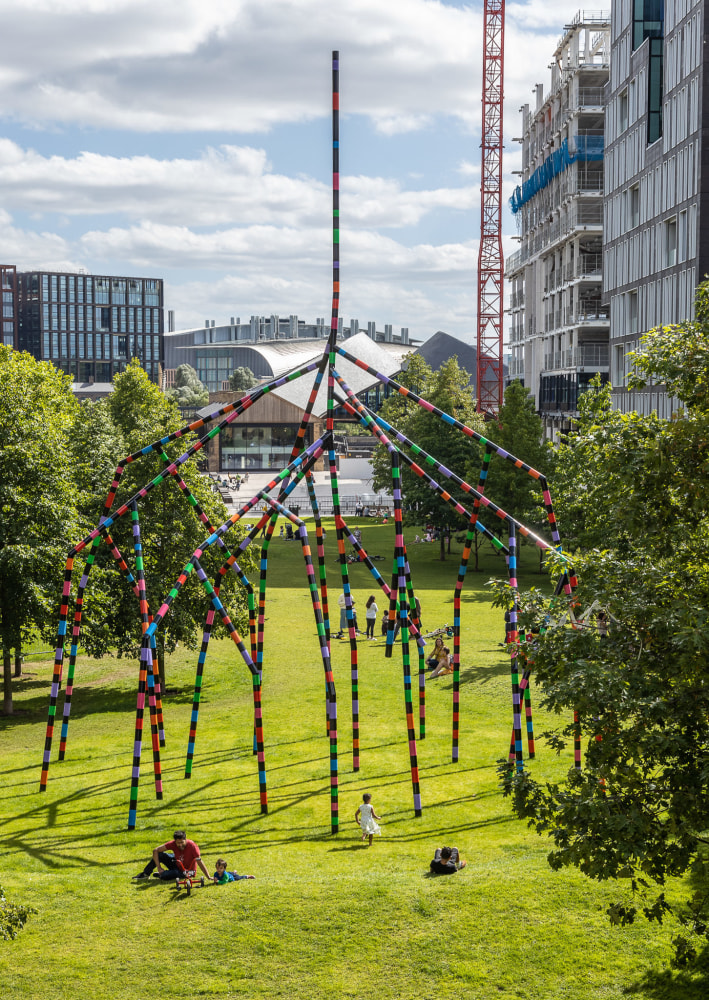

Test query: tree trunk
[447,532,452,554]
[3,648,13,715]
[14,649,22,677]
[439,533,445,560]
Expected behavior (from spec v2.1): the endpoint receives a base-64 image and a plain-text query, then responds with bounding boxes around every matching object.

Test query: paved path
[208,458,392,516]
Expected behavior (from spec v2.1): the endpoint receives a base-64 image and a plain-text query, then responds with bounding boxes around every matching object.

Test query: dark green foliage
[477,380,551,531]
[499,286,709,966]
[371,355,485,558]
[229,366,258,391]
[0,348,80,712]
[165,364,209,407]
[0,884,35,941]
[88,359,256,682]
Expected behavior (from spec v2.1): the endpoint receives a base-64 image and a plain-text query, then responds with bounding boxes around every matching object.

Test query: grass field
[1,520,706,998]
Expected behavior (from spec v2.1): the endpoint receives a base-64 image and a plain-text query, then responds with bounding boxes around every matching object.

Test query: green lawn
[1,520,706,998]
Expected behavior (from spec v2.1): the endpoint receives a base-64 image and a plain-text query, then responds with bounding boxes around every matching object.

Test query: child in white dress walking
[354,792,382,846]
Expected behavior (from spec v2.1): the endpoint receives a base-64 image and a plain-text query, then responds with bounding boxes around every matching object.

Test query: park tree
[468,379,552,570]
[230,366,258,391]
[166,363,209,408]
[371,355,485,559]
[499,291,709,966]
[91,359,256,686]
[478,380,551,525]
[0,348,79,713]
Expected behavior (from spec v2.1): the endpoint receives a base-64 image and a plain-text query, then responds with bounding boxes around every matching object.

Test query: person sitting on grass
[132,829,210,882]
[430,846,466,875]
[429,646,452,677]
[426,636,446,670]
[213,858,255,884]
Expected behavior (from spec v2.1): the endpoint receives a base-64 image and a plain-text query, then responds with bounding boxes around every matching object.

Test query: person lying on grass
[132,829,210,882]
[213,858,255,884]
[430,846,466,874]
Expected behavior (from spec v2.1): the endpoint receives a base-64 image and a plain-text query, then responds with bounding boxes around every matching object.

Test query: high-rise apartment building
[604,0,702,416]
[17,270,164,384]
[506,11,611,438]
[1,265,18,349]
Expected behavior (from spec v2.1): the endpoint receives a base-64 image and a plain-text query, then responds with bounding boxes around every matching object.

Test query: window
[629,184,640,228]
[619,90,628,133]
[128,279,142,306]
[665,217,677,267]
[633,0,664,50]
[628,290,639,333]
[679,210,687,263]
[94,278,110,305]
[647,38,663,144]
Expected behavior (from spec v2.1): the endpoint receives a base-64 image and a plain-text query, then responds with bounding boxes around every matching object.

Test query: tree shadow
[626,948,709,999]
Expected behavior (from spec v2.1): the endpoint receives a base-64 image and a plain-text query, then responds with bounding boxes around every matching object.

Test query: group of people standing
[335,592,424,642]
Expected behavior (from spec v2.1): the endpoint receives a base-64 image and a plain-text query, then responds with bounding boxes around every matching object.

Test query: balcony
[508,325,525,344]
[572,301,609,324]
[543,344,609,371]
[563,254,602,281]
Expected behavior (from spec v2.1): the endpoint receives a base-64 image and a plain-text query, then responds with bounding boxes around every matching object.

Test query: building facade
[16,270,164,384]
[506,11,611,438]
[604,0,702,416]
[164,315,412,393]
[1,265,18,349]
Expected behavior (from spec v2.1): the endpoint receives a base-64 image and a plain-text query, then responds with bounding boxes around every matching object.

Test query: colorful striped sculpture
[40,52,574,831]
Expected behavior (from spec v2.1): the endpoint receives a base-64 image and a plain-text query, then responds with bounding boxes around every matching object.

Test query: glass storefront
[220,423,312,471]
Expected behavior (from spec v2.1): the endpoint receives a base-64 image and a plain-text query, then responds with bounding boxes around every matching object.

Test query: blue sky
[0,0,577,343]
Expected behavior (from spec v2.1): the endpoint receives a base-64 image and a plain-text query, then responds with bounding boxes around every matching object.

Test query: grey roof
[71,382,114,394]
[270,334,410,416]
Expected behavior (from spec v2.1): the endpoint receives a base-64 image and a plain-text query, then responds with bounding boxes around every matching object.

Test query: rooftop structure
[164,315,414,393]
[506,10,611,438]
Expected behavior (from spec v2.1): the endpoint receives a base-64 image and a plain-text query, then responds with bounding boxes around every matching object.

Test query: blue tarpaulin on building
[510,135,604,214]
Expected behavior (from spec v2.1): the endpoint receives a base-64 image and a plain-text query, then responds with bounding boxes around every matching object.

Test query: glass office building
[17,271,164,383]
[1,265,18,348]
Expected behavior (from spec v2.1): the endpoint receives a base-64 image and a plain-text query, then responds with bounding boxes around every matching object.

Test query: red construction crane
[476,0,505,415]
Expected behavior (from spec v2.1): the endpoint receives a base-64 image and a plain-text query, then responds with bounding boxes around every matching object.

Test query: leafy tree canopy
[85,359,256,683]
[165,363,209,408]
[475,379,552,532]
[230,366,258,391]
[371,355,485,557]
[0,883,35,940]
[499,292,709,966]
[0,348,80,711]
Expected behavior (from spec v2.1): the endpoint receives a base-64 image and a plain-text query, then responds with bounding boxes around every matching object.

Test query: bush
[0,883,35,941]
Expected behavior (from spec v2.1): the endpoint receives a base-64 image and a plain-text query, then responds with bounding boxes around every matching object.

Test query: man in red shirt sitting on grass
[132,829,211,882]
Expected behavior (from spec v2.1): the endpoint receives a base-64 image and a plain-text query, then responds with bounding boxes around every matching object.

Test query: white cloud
[0,140,475,230]
[0,1,595,344]
[0,0,482,132]
[0,208,79,269]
